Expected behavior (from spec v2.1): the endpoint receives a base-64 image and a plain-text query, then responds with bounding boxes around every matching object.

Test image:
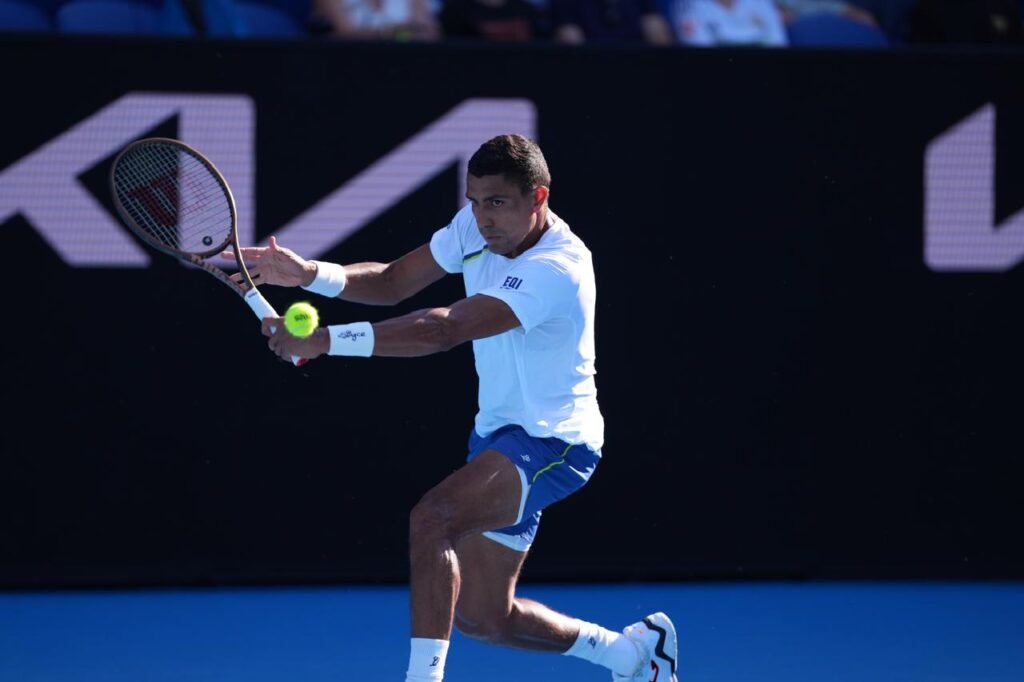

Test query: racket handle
[244,289,307,367]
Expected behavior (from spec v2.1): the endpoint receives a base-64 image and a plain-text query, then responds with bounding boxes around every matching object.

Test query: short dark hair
[468,134,551,196]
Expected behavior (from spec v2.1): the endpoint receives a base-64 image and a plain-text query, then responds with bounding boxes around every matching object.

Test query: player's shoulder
[532,212,592,263]
[447,203,477,232]
[440,203,485,254]
[516,214,592,285]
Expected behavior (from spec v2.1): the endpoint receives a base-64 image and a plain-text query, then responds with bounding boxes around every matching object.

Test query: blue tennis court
[2,582,1022,681]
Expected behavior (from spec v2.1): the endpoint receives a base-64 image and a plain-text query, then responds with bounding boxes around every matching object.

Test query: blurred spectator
[671,0,788,46]
[775,0,878,27]
[439,0,549,41]
[550,0,674,45]
[311,0,439,40]
[904,0,1022,45]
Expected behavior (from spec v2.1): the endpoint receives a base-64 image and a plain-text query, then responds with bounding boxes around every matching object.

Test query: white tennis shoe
[612,612,678,682]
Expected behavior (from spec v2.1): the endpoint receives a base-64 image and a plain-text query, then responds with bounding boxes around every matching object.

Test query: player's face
[466,173,548,257]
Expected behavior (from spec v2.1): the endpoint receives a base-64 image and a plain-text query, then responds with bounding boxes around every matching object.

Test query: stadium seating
[0,0,52,31]
[787,13,889,47]
[55,0,160,34]
[233,0,303,37]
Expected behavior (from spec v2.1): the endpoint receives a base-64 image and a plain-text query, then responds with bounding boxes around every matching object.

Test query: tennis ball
[283,301,319,338]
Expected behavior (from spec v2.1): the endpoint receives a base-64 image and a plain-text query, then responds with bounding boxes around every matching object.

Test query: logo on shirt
[501,276,523,290]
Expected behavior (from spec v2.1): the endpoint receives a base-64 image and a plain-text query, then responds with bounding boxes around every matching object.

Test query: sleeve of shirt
[478,255,578,333]
[429,206,472,274]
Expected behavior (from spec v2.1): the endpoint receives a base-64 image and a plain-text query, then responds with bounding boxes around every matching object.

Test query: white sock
[563,619,641,676]
[405,637,450,682]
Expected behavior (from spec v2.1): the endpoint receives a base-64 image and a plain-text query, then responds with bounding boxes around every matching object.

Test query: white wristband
[327,322,375,357]
[301,260,347,298]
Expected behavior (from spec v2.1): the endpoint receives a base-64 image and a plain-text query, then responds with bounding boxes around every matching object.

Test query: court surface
[2,582,1022,681]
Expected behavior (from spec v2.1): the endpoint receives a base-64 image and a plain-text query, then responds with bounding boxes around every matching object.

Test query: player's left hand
[226,236,315,289]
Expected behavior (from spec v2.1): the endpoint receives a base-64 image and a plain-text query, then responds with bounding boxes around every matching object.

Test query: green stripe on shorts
[532,442,573,483]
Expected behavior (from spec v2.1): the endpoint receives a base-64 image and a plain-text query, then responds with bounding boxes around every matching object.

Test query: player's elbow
[420,308,463,353]
[380,267,407,306]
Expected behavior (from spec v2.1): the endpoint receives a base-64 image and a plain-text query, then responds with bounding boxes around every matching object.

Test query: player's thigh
[414,449,523,538]
[454,532,527,625]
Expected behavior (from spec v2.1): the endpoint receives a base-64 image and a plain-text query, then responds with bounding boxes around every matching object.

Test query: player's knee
[409,496,454,550]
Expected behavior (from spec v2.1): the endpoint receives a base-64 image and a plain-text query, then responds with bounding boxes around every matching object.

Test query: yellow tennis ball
[283,301,319,338]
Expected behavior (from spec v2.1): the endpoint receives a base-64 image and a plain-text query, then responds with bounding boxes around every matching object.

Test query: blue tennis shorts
[467,425,601,552]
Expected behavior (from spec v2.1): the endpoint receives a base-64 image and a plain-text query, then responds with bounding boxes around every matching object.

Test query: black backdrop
[2,36,1023,587]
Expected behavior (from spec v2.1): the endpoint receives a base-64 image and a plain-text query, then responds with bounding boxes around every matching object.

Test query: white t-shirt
[673,0,788,46]
[429,204,604,452]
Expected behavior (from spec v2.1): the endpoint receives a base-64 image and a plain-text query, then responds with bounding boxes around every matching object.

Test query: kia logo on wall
[6,94,1021,273]
[925,104,1024,272]
[0,93,536,267]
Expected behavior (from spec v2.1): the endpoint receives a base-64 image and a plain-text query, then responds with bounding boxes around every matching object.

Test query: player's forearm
[302,245,442,306]
[370,307,460,357]
[334,262,404,306]
[319,292,517,359]
[308,307,453,359]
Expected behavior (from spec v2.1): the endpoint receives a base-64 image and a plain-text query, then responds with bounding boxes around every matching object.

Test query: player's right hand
[224,235,316,288]
[261,316,329,361]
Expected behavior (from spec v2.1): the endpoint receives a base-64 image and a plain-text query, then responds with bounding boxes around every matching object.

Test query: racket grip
[243,289,307,367]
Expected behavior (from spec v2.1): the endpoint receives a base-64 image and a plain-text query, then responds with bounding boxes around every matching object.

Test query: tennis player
[233,134,678,682]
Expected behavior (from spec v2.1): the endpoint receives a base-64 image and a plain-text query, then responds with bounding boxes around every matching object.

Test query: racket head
[110,137,255,294]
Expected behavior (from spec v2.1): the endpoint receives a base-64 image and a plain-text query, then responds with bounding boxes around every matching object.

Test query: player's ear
[532,186,549,211]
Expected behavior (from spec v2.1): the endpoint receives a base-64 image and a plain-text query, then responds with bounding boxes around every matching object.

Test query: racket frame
[110,137,306,366]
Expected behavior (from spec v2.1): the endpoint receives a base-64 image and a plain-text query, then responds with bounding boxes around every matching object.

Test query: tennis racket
[110,137,306,367]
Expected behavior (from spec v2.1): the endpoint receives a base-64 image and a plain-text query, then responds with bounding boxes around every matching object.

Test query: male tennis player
[232,134,678,682]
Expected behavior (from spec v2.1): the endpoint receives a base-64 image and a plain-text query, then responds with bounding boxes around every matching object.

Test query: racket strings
[114,143,234,255]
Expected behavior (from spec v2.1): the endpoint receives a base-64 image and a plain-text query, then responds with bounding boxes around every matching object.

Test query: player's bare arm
[261,293,520,360]
[227,240,445,305]
[369,293,520,356]
[339,244,446,305]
